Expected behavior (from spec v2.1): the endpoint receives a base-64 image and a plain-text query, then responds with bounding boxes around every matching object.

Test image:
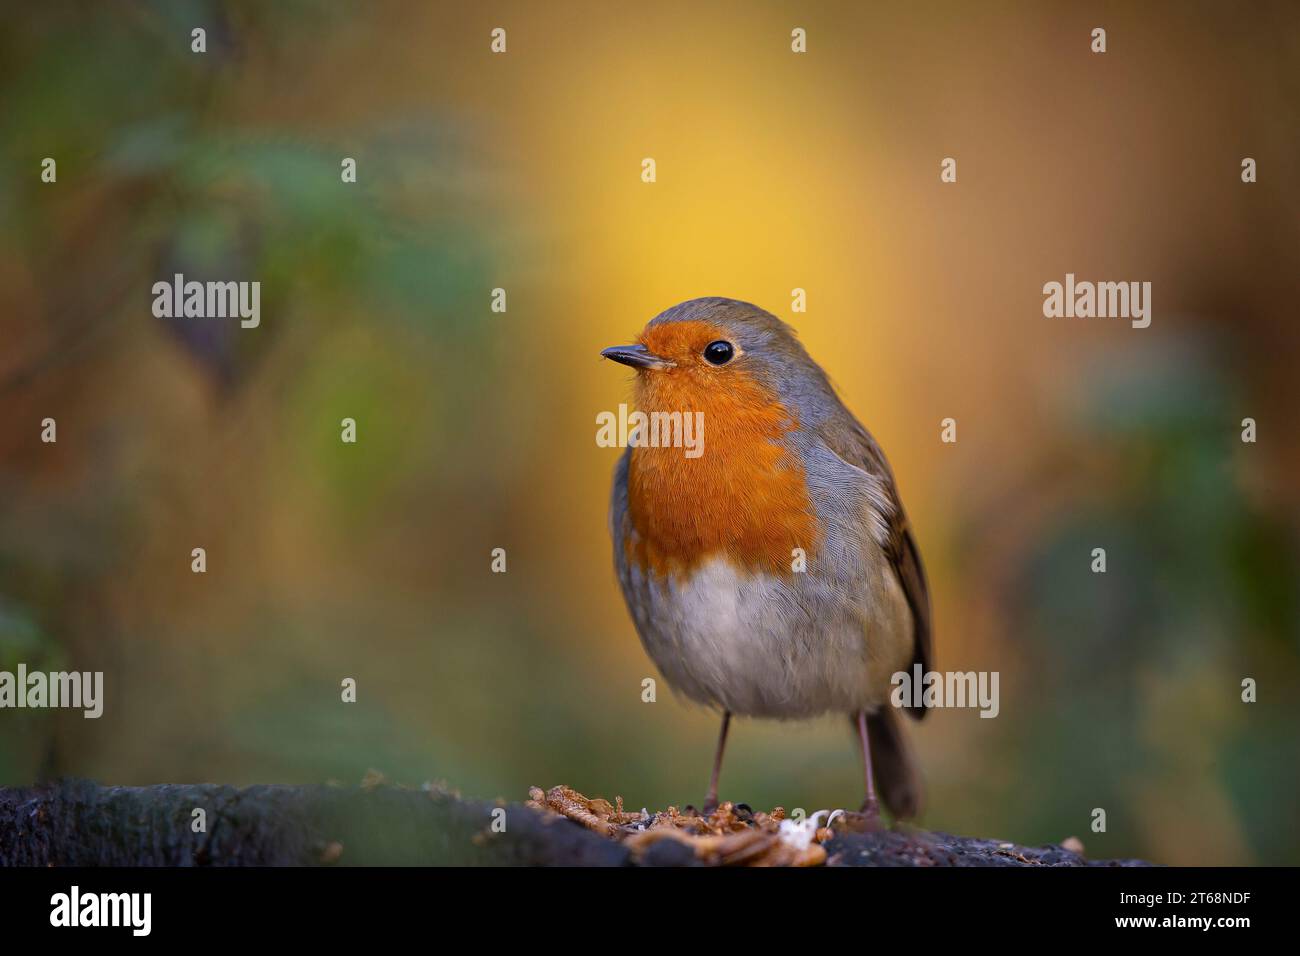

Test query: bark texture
[0,780,1149,867]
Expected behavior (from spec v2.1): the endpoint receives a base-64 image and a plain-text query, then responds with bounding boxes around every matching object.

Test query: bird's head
[601,297,834,422]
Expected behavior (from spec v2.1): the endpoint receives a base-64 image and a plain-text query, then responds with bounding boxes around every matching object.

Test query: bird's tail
[867,706,923,820]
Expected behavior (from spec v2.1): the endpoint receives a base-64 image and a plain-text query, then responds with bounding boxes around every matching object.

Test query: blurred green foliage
[987,348,1300,863]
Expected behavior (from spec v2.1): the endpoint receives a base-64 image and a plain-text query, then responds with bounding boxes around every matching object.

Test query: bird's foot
[838,795,884,833]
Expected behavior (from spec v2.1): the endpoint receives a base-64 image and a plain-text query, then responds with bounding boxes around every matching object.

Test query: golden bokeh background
[2,1,1298,864]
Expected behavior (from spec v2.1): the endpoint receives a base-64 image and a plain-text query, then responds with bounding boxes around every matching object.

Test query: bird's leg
[701,710,731,814]
[856,709,881,820]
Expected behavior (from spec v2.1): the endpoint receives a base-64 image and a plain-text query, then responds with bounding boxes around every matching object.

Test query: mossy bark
[0,780,1148,867]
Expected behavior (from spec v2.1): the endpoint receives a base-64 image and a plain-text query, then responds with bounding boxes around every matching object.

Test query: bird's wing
[817,414,933,719]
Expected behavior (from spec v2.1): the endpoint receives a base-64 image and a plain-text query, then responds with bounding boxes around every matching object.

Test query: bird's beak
[600,344,675,370]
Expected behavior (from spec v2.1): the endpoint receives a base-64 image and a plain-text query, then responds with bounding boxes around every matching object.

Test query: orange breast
[625,360,819,578]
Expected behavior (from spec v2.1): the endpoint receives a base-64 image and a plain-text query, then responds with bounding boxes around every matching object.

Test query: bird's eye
[703,340,735,365]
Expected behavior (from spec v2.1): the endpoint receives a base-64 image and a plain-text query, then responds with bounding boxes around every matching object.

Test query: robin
[603,297,932,820]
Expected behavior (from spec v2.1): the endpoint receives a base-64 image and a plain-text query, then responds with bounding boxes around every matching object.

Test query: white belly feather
[631,554,912,719]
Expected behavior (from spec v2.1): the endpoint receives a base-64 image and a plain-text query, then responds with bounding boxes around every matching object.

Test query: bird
[603,297,932,820]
